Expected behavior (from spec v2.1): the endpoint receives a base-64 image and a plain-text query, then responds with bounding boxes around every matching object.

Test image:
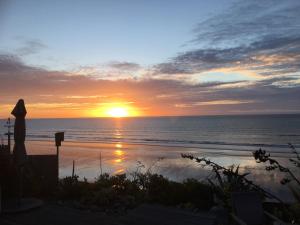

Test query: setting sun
[107,107,128,117]
[88,102,140,118]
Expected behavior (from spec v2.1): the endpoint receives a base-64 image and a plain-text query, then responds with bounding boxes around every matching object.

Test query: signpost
[55,132,64,157]
[55,132,64,181]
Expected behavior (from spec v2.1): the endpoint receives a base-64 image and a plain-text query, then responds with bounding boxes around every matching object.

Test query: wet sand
[25,140,296,202]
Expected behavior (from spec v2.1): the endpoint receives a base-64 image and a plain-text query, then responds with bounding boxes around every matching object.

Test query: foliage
[133,172,213,209]
[57,173,139,211]
[57,175,88,200]
[253,143,300,186]
[56,171,214,212]
[181,154,284,205]
[181,153,297,223]
[253,143,300,223]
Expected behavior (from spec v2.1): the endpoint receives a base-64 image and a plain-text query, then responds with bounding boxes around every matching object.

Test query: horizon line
[1,112,300,120]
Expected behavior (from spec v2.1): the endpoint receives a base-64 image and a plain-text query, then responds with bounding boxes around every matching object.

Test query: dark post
[55,132,64,180]
[4,118,13,153]
[99,152,103,176]
[72,160,75,177]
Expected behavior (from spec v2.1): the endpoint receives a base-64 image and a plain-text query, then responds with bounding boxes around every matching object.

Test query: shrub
[56,171,214,211]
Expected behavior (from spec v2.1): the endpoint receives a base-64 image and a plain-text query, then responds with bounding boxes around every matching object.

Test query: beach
[25,139,296,202]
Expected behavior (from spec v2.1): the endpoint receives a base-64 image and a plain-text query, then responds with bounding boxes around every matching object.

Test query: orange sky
[0,66,299,119]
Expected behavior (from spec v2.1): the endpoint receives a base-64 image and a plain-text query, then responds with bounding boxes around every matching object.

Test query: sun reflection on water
[115,143,122,148]
[114,158,123,163]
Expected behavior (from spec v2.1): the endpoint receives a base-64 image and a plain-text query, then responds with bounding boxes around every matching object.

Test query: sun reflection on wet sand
[113,141,126,172]
[114,158,123,163]
[114,168,125,174]
[115,149,123,156]
[25,140,296,201]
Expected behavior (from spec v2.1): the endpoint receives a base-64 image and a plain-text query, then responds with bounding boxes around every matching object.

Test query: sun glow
[89,102,140,118]
[107,107,128,117]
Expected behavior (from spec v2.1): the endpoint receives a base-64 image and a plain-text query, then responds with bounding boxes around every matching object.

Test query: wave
[278,134,300,137]
[26,133,300,151]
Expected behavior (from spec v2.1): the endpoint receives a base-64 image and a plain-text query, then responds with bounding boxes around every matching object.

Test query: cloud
[0,54,28,72]
[15,38,47,56]
[156,36,300,77]
[108,61,141,71]
[72,61,144,80]
[155,0,300,79]
[193,0,300,47]
[175,100,254,108]
[0,54,299,117]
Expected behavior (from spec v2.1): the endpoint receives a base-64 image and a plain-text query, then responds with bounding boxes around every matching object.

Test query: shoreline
[22,140,297,203]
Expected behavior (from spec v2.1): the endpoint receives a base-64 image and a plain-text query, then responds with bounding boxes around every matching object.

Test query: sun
[89,102,140,117]
[106,107,129,118]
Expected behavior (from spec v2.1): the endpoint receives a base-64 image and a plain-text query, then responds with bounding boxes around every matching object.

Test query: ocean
[1,114,299,201]
[2,114,300,152]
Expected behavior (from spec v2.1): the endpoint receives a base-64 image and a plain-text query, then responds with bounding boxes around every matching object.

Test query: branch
[182,153,285,204]
[253,148,300,186]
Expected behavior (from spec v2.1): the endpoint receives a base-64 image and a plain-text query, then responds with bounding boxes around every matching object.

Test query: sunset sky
[0,0,300,118]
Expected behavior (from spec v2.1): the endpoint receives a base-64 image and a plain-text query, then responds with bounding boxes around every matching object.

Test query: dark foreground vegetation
[57,172,214,213]
[4,144,300,224]
[182,143,300,223]
[53,144,300,223]
[253,143,300,223]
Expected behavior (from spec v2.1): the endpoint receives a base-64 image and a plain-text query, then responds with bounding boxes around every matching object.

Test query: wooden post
[99,152,103,176]
[72,160,75,177]
[56,146,59,158]
[56,145,59,182]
